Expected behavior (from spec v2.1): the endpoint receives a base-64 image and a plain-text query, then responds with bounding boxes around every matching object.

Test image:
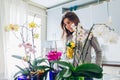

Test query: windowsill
[102,61,120,67]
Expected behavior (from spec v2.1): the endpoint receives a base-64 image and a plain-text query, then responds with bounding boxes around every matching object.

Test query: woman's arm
[91,37,102,66]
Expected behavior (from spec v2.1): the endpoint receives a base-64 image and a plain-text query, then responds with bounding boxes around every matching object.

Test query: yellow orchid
[5,24,19,32]
[34,33,39,39]
[70,41,75,48]
[66,47,74,59]
[9,24,19,31]
[29,22,36,28]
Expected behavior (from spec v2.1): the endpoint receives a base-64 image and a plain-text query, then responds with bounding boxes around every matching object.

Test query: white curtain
[0,0,11,78]
[0,0,28,79]
[0,0,46,79]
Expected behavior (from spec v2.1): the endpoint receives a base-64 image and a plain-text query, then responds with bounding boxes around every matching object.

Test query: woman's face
[64,18,74,32]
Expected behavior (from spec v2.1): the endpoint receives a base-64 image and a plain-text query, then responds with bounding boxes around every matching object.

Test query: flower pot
[17,75,30,80]
[17,75,39,80]
[31,75,37,80]
[49,71,58,80]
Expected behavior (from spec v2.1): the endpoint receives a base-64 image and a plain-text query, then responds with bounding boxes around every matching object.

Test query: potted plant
[12,55,52,80]
[50,23,117,80]
[46,49,62,80]
[52,61,102,80]
[5,17,53,80]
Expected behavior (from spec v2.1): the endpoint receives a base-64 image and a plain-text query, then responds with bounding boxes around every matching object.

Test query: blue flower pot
[18,75,28,80]
[31,75,37,80]
[17,75,38,80]
[49,71,58,80]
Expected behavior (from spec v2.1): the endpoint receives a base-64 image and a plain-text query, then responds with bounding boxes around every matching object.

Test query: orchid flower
[102,31,119,44]
[29,22,36,28]
[46,50,62,61]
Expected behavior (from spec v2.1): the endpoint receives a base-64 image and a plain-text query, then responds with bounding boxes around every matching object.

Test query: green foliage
[13,65,29,78]
[51,61,74,71]
[12,55,51,79]
[52,61,103,80]
[12,55,22,60]
[32,58,47,66]
[75,63,103,73]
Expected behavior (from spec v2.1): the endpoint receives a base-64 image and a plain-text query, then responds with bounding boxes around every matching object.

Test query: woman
[61,11,102,80]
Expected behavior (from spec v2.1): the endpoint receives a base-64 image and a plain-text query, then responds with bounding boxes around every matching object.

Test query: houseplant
[5,21,53,80]
[12,55,52,80]
[50,23,117,80]
[46,47,62,80]
[52,61,102,80]
[5,21,117,80]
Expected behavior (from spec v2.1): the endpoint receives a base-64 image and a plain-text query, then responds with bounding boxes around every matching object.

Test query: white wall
[103,37,120,63]
[47,7,62,40]
[47,0,120,64]
[110,0,120,35]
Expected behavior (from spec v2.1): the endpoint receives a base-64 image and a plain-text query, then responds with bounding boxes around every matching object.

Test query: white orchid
[72,23,88,43]
[72,23,118,44]
[102,31,119,44]
[92,24,118,44]
[92,24,110,37]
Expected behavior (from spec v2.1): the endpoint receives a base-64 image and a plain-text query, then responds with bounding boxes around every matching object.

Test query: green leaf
[74,71,103,78]
[14,66,30,79]
[51,61,75,71]
[56,69,66,80]
[74,71,92,77]
[13,71,22,78]
[75,63,103,73]
[36,65,52,70]
[86,71,103,78]
[12,55,22,60]
[15,65,29,75]
[78,77,84,80]
[16,65,25,72]
[32,58,47,66]
[63,69,72,78]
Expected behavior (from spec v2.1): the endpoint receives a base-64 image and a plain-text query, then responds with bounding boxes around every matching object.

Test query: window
[27,14,41,57]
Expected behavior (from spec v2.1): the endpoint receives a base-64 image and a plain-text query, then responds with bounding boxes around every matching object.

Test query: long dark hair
[61,11,80,38]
